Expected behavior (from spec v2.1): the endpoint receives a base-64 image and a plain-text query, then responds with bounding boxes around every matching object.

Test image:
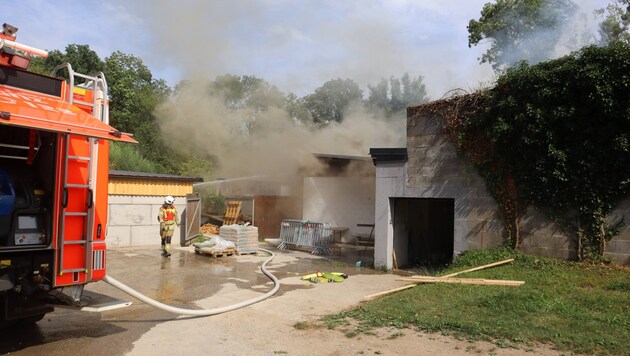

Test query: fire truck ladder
[53,64,108,283]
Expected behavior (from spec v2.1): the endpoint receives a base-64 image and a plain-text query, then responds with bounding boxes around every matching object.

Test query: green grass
[324,248,630,355]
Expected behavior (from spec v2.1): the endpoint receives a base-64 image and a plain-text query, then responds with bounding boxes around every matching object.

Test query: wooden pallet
[196,247,236,258]
[223,201,242,225]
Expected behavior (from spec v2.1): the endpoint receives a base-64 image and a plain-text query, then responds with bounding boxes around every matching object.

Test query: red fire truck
[0,23,135,325]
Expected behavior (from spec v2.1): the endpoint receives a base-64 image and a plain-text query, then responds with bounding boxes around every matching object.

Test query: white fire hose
[103,248,279,316]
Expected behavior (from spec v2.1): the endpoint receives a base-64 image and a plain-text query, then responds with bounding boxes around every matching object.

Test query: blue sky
[7,0,609,99]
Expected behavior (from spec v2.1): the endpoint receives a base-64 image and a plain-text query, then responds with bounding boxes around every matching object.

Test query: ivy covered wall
[408,43,630,263]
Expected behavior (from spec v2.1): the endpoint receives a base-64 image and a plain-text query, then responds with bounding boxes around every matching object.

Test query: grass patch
[386,331,405,340]
[293,321,323,330]
[328,248,630,355]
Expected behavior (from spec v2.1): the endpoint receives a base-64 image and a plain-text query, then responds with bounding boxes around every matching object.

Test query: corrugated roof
[109,170,203,182]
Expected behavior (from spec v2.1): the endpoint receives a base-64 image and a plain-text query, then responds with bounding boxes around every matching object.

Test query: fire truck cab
[0,23,135,326]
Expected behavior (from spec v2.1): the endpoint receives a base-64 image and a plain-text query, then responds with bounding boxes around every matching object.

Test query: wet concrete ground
[0,241,383,355]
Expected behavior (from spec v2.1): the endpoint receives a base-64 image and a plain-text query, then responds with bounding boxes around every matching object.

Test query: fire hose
[102,248,279,316]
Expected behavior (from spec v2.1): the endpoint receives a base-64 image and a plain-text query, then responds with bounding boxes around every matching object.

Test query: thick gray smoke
[155,80,404,178]
[130,0,606,179]
[127,0,498,97]
[492,0,604,69]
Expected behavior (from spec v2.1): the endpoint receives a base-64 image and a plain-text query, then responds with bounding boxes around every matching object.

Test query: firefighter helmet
[164,196,175,205]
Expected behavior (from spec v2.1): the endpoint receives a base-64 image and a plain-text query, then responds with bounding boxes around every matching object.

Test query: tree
[28,44,104,79]
[366,74,428,117]
[284,93,312,125]
[597,0,630,45]
[303,78,363,126]
[104,51,175,171]
[28,45,175,174]
[468,0,577,71]
[206,74,288,134]
[208,74,285,111]
[401,73,429,106]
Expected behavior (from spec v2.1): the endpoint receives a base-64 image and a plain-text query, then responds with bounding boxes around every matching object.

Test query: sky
[5,0,613,178]
[7,0,609,100]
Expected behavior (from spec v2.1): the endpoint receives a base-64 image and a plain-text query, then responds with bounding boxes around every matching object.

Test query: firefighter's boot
[161,237,168,256]
[164,243,171,257]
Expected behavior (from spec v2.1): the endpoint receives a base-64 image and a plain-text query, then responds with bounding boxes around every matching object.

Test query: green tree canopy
[103,51,178,171]
[303,78,363,126]
[468,0,577,71]
[284,93,312,126]
[28,44,104,79]
[597,0,630,45]
[204,74,289,135]
[208,74,285,112]
[367,74,429,117]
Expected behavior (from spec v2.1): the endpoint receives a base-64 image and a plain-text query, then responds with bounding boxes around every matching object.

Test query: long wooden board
[362,258,519,301]
[439,258,515,278]
[397,277,524,286]
[362,284,416,301]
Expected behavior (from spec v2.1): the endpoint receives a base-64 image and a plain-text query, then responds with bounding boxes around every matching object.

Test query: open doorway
[392,198,454,268]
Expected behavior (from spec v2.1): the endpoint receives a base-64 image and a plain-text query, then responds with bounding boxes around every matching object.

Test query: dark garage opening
[392,198,454,268]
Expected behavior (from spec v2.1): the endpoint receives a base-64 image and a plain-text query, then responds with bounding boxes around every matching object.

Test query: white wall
[374,162,406,269]
[302,177,375,243]
[107,195,185,247]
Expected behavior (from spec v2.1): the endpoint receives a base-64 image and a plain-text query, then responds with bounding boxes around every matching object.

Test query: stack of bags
[193,235,236,254]
[220,224,258,255]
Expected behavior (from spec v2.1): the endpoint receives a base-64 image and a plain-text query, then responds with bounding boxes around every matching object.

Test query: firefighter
[158,196,180,257]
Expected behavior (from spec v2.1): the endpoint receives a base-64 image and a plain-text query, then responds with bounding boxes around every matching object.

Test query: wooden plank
[397,277,524,286]
[440,258,515,278]
[362,284,416,301]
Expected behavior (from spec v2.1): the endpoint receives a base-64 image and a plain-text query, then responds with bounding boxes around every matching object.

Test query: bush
[109,141,160,173]
[201,192,226,215]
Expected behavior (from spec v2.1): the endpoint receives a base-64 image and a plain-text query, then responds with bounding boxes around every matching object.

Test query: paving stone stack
[219,224,258,255]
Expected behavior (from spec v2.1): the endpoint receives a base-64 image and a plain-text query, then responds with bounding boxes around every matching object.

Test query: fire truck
[0,23,135,326]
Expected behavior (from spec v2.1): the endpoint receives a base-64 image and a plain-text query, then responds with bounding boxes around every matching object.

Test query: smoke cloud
[155,80,404,178]
[130,0,607,179]
[127,0,500,98]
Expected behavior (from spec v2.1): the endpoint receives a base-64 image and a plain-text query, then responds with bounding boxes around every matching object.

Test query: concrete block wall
[407,116,504,256]
[605,198,630,264]
[107,195,185,248]
[400,111,630,265]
